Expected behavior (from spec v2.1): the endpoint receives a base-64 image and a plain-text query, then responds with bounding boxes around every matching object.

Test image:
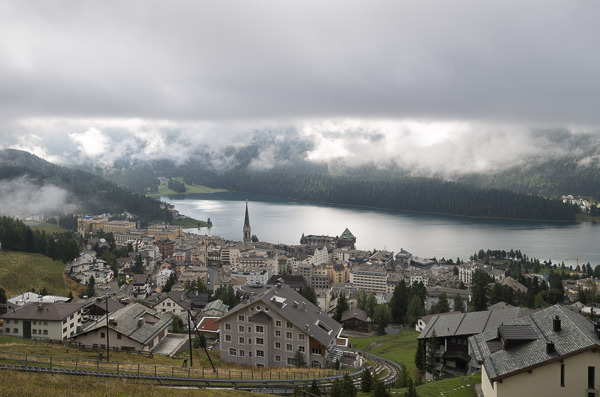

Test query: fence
[0,350,348,381]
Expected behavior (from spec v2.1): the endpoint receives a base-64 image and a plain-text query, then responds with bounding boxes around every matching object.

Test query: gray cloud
[1,1,600,124]
[1,1,600,176]
[0,176,78,217]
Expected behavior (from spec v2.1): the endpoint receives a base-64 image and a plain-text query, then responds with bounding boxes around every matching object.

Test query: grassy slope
[351,331,480,397]
[26,222,67,234]
[146,179,226,197]
[350,330,420,376]
[171,217,211,228]
[0,370,267,397]
[0,251,85,297]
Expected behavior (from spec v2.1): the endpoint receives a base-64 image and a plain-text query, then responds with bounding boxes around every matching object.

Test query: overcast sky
[1,1,600,174]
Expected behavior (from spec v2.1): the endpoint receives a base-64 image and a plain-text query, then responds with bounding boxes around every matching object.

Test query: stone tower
[243,200,251,248]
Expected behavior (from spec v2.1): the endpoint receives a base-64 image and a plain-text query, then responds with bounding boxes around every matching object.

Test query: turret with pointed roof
[336,227,356,248]
[243,200,251,248]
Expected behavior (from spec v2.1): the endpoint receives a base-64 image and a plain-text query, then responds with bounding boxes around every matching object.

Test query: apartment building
[350,266,389,292]
[219,282,343,368]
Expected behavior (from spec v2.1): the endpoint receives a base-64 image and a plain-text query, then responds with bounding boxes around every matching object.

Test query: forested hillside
[457,159,600,199]
[0,149,171,225]
[178,169,578,221]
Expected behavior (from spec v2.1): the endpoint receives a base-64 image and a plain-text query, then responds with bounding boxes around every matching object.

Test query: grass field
[350,330,420,376]
[393,372,481,397]
[0,336,336,381]
[147,179,226,197]
[0,251,85,297]
[26,222,67,234]
[171,217,211,228]
[0,370,268,397]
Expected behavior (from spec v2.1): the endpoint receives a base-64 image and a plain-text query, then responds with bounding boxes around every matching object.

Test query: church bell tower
[243,200,251,248]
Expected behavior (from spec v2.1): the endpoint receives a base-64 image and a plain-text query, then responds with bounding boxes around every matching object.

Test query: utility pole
[187,310,193,367]
[105,296,110,362]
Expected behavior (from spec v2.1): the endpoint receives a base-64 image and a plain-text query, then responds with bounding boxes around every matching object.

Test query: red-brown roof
[196,316,220,333]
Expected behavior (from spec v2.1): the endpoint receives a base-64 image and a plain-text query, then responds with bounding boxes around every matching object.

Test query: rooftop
[469,305,600,382]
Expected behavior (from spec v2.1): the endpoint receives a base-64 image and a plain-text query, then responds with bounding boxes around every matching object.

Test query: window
[44,321,48,326]
[287,357,297,365]
[239,337,245,344]
[4,320,9,325]
[561,364,565,387]
[286,344,293,352]
[589,366,595,390]
[275,355,281,362]
[225,323,231,330]
[256,337,264,345]
[63,327,67,333]
[265,307,270,312]
[275,342,281,349]
[239,350,245,357]
[101,332,105,339]
[248,326,251,332]
[70,314,74,320]
[276,320,282,327]
[32,329,37,334]
[239,325,245,332]
[229,348,237,356]
[238,315,245,321]
[286,321,293,329]
[275,330,281,337]
[225,335,232,342]
[4,328,9,333]
[117,334,122,340]
[43,330,48,335]
[256,305,261,311]
[286,332,293,339]
[256,350,264,357]
[312,347,321,355]
[299,346,305,352]
[256,325,264,333]
[13,328,18,334]
[298,334,305,340]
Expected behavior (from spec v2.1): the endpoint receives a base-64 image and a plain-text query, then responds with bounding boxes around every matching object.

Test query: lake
[162,192,600,267]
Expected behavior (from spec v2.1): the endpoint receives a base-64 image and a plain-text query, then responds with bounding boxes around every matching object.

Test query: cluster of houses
[5,204,600,395]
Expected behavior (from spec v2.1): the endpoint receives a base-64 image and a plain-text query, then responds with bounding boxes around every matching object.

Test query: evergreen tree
[294,349,307,368]
[367,293,377,319]
[415,340,426,371]
[309,379,321,396]
[405,296,424,326]
[341,373,357,397]
[333,293,349,322]
[330,378,342,397]
[390,281,409,323]
[453,293,465,313]
[361,368,373,392]
[404,377,419,397]
[132,254,144,274]
[171,315,184,333]
[301,285,318,306]
[373,304,392,335]
[0,287,6,304]
[372,379,390,397]
[434,292,450,313]
[426,330,440,380]
[85,275,96,298]
[472,269,492,311]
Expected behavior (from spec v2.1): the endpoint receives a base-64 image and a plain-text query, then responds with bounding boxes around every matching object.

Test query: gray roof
[78,303,172,345]
[418,306,532,339]
[202,299,229,315]
[2,302,86,321]
[341,308,368,323]
[469,305,600,382]
[222,283,342,348]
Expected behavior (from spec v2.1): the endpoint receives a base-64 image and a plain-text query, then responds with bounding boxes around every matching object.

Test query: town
[1,202,600,397]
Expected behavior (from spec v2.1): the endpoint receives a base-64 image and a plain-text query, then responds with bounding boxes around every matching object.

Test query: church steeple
[243,200,251,247]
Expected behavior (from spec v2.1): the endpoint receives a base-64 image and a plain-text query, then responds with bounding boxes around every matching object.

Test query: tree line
[179,168,578,221]
[0,216,80,263]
